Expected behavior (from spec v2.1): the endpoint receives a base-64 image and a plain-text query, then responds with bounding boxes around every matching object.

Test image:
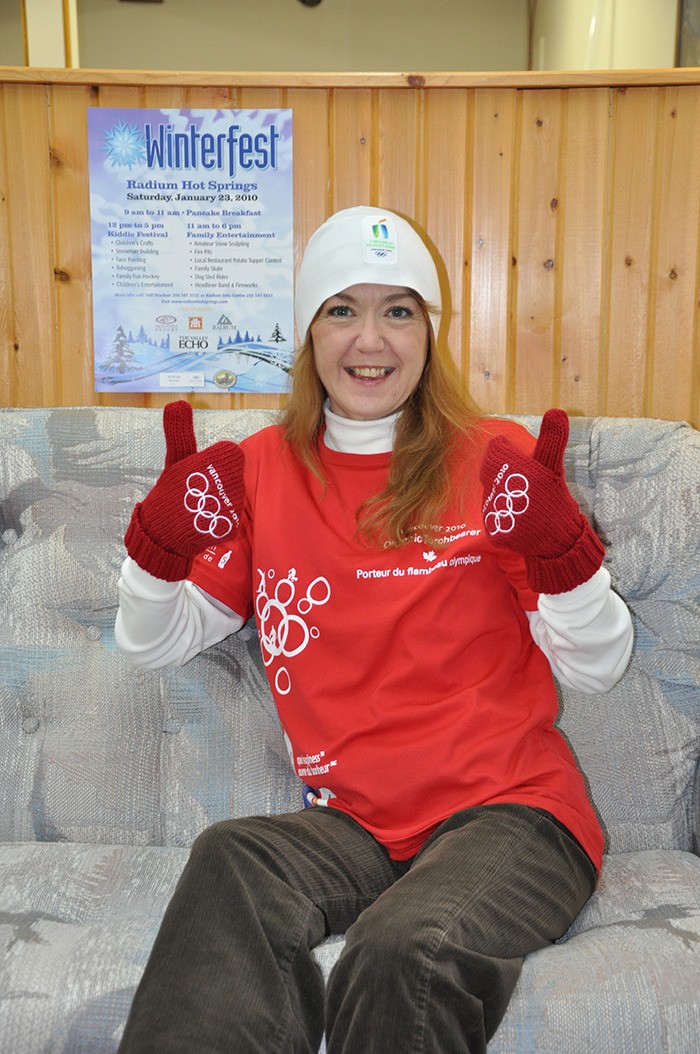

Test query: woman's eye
[388,305,413,319]
[327,304,352,317]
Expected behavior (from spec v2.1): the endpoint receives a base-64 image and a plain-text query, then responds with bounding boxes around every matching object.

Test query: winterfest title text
[142,122,281,178]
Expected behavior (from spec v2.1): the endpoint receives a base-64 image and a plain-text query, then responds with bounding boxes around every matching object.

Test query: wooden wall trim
[3,65,700,90]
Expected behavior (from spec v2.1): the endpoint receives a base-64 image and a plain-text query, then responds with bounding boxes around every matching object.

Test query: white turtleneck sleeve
[115,557,245,669]
[527,569,633,694]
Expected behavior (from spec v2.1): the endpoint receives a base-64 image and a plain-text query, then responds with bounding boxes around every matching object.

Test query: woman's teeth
[347,367,393,378]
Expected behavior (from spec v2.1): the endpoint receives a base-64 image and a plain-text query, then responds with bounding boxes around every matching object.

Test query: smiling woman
[114,203,633,1054]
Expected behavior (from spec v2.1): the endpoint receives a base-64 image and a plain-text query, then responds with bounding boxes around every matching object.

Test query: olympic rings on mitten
[184,471,237,539]
[124,401,245,582]
[483,473,530,535]
[479,409,605,595]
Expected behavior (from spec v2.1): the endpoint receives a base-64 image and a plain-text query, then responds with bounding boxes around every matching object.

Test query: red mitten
[124,400,244,581]
[479,409,604,594]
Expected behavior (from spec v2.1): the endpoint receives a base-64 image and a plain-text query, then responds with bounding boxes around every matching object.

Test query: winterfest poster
[88,107,293,393]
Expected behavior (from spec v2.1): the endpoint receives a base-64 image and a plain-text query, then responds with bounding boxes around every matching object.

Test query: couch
[0,406,698,1053]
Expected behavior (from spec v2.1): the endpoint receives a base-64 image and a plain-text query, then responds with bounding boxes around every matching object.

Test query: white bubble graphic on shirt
[255,568,331,695]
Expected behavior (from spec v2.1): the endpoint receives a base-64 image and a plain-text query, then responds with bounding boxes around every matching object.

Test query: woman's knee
[186,816,288,891]
[190,816,255,858]
[333,899,432,986]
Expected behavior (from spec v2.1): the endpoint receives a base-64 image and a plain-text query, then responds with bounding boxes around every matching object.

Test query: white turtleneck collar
[322,402,399,454]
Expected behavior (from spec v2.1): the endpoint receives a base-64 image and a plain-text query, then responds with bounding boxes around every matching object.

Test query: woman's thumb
[163,400,198,468]
[533,408,569,476]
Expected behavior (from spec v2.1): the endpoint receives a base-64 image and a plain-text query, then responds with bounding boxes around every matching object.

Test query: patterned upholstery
[0,407,698,1052]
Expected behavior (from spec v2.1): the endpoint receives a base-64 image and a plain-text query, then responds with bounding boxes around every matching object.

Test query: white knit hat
[295,206,442,343]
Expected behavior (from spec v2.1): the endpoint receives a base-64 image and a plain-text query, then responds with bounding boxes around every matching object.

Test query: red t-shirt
[190,419,603,869]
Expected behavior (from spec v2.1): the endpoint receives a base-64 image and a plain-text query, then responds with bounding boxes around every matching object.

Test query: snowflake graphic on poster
[101,121,146,168]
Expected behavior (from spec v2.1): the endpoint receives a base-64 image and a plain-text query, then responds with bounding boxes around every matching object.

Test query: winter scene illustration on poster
[88,107,293,394]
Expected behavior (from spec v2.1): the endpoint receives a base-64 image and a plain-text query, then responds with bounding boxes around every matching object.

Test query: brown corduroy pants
[118,802,596,1054]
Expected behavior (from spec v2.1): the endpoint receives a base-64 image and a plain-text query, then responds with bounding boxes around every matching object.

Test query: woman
[115,206,633,1054]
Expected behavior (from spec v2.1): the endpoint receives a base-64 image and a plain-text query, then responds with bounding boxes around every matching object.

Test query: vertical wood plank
[288,86,331,329]
[50,84,96,405]
[140,86,189,112]
[3,84,59,407]
[237,88,284,110]
[330,89,373,211]
[376,89,421,221]
[604,87,658,418]
[423,87,470,377]
[558,88,611,416]
[512,89,563,415]
[0,87,14,405]
[468,88,518,414]
[646,86,700,423]
[184,85,238,110]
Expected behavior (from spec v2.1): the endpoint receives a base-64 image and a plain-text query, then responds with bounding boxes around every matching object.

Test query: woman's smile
[345,365,395,381]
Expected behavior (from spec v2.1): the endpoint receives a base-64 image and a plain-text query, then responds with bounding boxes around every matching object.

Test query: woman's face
[310,283,429,421]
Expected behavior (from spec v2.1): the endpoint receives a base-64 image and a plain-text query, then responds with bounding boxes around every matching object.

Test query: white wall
[1,0,681,74]
[74,0,529,72]
[532,0,679,70]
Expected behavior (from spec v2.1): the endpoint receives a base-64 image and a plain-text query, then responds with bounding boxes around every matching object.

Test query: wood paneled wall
[1,67,699,426]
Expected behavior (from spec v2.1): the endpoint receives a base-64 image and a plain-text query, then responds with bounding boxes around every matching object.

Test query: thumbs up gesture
[124,401,245,581]
[479,409,605,594]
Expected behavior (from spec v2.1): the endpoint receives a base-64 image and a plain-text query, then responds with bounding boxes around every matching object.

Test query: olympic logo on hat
[184,471,234,539]
[484,473,530,535]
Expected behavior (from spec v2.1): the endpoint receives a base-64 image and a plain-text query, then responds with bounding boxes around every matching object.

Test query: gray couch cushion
[491,849,700,1054]
[560,418,700,854]
[0,842,187,1052]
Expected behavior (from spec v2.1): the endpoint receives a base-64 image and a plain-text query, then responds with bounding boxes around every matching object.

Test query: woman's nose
[354,316,385,352]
